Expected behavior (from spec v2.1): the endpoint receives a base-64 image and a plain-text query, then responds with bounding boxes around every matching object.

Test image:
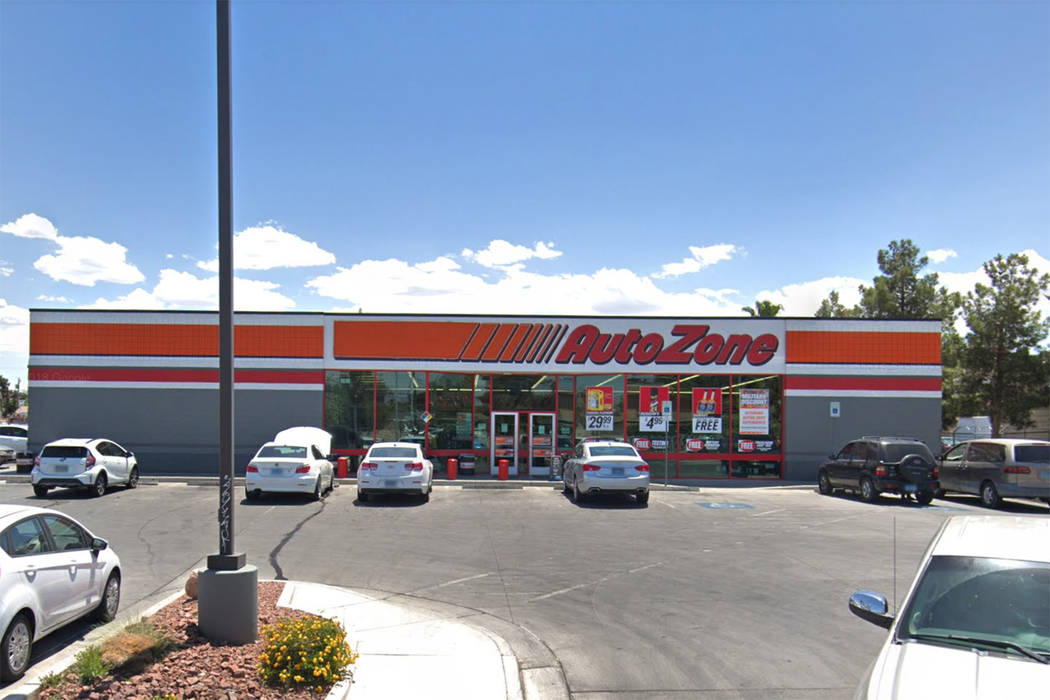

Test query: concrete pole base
[198,564,258,645]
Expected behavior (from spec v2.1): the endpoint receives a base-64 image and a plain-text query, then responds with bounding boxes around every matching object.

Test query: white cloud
[0,299,29,355]
[37,295,72,303]
[652,244,738,279]
[35,235,144,286]
[0,263,11,277]
[461,239,562,268]
[0,212,59,240]
[197,224,336,272]
[87,269,295,311]
[926,248,958,264]
[752,276,866,316]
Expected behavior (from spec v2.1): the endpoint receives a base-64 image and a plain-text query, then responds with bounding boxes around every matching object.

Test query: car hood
[861,640,1048,700]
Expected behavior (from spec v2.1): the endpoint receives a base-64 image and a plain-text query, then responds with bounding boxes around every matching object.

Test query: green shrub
[258,615,357,692]
[38,671,63,689]
[73,645,109,683]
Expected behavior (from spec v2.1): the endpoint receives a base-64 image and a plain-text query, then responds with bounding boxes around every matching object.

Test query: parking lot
[1,478,1046,698]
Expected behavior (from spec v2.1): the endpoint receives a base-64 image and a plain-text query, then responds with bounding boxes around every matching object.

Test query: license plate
[905,484,917,493]
[612,467,624,476]
[270,468,282,476]
[54,464,68,473]
[384,480,398,488]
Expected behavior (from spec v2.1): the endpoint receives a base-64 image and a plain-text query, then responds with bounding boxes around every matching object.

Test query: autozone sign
[553,323,780,369]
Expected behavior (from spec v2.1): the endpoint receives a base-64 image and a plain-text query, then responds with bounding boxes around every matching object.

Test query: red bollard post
[337,456,349,479]
[498,458,509,481]
[447,457,458,481]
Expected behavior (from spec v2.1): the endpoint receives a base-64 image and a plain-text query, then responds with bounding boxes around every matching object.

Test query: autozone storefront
[26,311,944,480]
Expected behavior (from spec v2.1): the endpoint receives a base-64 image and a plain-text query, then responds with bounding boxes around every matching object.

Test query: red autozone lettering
[554,324,778,366]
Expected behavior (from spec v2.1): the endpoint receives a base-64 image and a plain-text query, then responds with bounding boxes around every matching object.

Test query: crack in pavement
[268,497,329,581]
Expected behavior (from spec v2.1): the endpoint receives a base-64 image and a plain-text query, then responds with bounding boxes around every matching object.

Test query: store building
[26,310,943,481]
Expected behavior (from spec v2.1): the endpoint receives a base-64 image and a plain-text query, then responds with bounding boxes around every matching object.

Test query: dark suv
[817,436,940,505]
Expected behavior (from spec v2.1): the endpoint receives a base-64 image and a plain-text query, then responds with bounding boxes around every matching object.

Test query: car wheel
[980,481,1001,509]
[357,489,368,502]
[312,478,322,501]
[935,488,945,498]
[126,466,139,489]
[421,489,430,503]
[32,485,49,498]
[636,490,649,506]
[95,573,121,622]
[326,474,335,495]
[860,477,878,503]
[572,477,584,503]
[245,488,259,501]
[916,491,934,506]
[817,470,832,496]
[0,613,32,682]
[92,472,108,498]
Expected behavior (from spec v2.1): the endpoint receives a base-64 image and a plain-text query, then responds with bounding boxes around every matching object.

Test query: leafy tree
[955,253,1050,436]
[742,300,783,317]
[814,290,857,318]
[0,376,22,418]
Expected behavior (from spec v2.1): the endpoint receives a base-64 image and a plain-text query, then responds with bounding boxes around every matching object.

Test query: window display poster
[585,386,614,431]
[639,386,669,432]
[692,388,723,434]
[739,388,770,435]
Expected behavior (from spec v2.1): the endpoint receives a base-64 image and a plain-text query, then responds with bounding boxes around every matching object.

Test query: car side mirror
[91,537,109,552]
[849,590,893,629]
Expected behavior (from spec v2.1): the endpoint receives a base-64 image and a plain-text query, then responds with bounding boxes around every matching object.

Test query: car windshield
[1015,445,1050,463]
[257,445,308,459]
[41,446,88,458]
[588,446,639,458]
[897,555,1050,658]
[881,443,935,463]
[370,447,419,459]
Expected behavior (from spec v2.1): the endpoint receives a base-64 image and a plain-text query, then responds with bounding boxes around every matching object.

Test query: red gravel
[39,580,337,699]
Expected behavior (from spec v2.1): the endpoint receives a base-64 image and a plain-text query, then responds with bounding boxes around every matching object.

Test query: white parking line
[752,508,785,517]
[528,562,665,602]
[413,571,494,592]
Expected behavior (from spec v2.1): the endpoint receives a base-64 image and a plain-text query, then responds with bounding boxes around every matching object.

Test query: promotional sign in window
[639,386,669,432]
[691,388,723,434]
[738,388,770,435]
[585,386,614,431]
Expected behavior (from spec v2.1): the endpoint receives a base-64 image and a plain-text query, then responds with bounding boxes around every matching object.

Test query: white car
[849,515,1050,699]
[31,438,139,498]
[0,424,29,469]
[0,505,121,681]
[357,442,433,502]
[245,427,335,501]
[562,439,650,504]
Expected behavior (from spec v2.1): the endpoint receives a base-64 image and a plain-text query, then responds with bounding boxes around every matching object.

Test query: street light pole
[198,0,257,645]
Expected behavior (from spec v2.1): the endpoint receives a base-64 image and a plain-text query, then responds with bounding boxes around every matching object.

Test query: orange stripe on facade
[786,331,941,365]
[481,324,516,362]
[333,321,477,360]
[460,324,498,361]
[500,324,534,361]
[30,323,323,358]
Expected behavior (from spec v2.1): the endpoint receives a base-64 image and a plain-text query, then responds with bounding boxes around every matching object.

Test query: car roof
[43,438,97,447]
[931,516,1050,563]
[0,423,27,429]
[0,503,51,523]
[583,440,635,448]
[369,442,421,449]
[953,438,1050,446]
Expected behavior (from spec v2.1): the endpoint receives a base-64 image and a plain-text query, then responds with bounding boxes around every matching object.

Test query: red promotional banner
[639,386,670,414]
[692,388,723,415]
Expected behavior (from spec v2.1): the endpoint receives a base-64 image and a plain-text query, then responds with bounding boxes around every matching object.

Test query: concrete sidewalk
[1,578,569,700]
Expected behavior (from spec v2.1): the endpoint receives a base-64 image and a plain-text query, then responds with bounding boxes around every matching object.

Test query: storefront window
[324,371,375,453]
[677,374,732,456]
[375,372,426,445]
[730,375,782,456]
[427,373,474,451]
[557,376,575,457]
[491,374,556,412]
[575,375,624,439]
[472,375,491,453]
[626,374,678,453]
[731,461,782,479]
[678,459,729,478]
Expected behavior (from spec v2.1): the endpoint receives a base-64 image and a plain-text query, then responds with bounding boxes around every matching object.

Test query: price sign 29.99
[586,413,614,431]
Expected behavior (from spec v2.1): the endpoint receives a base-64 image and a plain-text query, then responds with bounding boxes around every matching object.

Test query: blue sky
[2,0,1048,387]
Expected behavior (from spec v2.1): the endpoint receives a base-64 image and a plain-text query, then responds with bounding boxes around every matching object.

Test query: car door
[310,444,330,489]
[98,441,128,483]
[832,442,859,487]
[965,442,1002,494]
[1,516,73,632]
[39,514,100,619]
[938,443,968,492]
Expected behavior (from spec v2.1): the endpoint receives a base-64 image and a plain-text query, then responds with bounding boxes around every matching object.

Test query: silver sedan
[562,440,650,505]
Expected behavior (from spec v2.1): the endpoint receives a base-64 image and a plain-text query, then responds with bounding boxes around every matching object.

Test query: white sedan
[357,442,433,503]
[0,505,122,681]
[562,439,650,505]
[245,427,335,501]
[849,515,1049,699]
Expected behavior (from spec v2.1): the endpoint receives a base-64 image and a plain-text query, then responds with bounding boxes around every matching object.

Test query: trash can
[447,457,458,480]
[551,454,562,481]
[458,453,476,476]
[337,456,349,479]
[498,458,509,481]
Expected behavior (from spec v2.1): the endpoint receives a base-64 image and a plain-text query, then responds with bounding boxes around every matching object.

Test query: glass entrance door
[491,412,519,476]
[528,413,556,477]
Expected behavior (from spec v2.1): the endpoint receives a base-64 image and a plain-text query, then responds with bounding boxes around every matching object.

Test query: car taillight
[246,464,259,473]
[360,462,377,471]
[582,464,601,472]
[85,453,96,468]
[636,463,650,472]
[295,464,311,474]
[1004,466,1031,474]
[875,466,886,476]
[932,467,938,478]
[405,462,424,472]
[34,456,40,468]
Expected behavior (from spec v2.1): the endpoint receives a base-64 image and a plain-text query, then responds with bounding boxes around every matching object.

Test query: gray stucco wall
[783,396,942,481]
[28,387,323,475]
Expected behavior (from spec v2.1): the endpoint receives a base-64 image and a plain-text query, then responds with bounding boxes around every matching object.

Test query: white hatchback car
[0,505,121,681]
[0,424,28,468]
[245,427,335,501]
[849,515,1049,699]
[31,438,139,498]
[357,442,433,502]
[562,439,650,504]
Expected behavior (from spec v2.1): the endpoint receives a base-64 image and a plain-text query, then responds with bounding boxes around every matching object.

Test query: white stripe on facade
[786,363,942,376]
[783,319,942,333]
[785,389,942,398]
